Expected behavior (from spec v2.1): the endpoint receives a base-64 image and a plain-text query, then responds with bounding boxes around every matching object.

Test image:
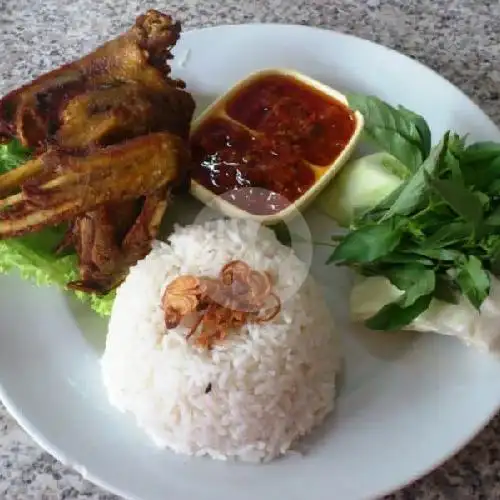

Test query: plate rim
[1,21,499,500]
[179,22,499,132]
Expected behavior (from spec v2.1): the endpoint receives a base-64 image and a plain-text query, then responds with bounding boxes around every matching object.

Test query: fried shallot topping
[161,260,281,349]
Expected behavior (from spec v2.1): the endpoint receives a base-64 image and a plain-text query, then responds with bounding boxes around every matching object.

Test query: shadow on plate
[350,324,421,361]
[159,195,206,237]
[65,294,109,355]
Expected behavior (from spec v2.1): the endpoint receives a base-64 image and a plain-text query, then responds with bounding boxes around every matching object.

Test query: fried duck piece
[66,189,168,293]
[0,131,187,293]
[0,132,187,237]
[56,82,194,150]
[0,10,187,150]
[0,11,195,294]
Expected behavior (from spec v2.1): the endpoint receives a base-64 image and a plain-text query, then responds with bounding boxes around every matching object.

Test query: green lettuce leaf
[0,139,32,171]
[0,227,114,317]
[0,142,114,316]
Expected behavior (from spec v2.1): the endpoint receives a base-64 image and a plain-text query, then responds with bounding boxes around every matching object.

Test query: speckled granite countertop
[1,0,500,498]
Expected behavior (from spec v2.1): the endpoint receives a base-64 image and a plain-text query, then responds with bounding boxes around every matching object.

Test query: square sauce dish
[189,69,364,223]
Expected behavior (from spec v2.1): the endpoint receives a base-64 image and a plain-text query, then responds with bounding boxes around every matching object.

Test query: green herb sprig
[329,94,500,330]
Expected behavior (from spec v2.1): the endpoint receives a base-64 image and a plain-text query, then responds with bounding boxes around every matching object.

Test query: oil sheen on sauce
[191,73,356,216]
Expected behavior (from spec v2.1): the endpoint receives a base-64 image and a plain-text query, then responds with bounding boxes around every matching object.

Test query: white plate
[1,23,500,500]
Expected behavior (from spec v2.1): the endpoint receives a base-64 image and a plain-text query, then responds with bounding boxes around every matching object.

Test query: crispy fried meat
[0,10,188,149]
[0,10,196,294]
[0,132,187,237]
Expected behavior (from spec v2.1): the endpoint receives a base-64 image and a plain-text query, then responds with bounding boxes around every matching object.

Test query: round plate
[2,24,500,500]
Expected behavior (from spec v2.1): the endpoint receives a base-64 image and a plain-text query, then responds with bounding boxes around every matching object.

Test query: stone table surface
[1,0,500,499]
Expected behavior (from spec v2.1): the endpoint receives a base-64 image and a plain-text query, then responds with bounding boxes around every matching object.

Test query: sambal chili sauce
[190,72,356,216]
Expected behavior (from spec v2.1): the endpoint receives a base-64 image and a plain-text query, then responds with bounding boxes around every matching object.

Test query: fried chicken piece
[0,11,195,294]
[64,189,169,294]
[0,156,44,197]
[56,81,194,150]
[0,10,186,149]
[67,207,126,293]
[0,132,188,238]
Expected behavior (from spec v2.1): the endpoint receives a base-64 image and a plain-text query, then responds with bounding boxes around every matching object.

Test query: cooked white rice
[101,218,340,462]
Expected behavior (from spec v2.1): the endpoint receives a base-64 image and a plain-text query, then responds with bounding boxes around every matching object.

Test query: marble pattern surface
[0,0,499,498]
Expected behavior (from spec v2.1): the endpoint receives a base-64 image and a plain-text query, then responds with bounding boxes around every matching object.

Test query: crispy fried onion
[161,260,281,348]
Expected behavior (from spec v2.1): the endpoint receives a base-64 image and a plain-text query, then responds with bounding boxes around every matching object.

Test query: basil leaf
[448,133,468,156]
[422,221,472,248]
[407,248,463,262]
[426,177,483,228]
[347,93,426,171]
[480,234,500,255]
[380,133,450,221]
[485,206,500,227]
[0,139,31,172]
[384,264,436,307]
[413,203,454,233]
[328,93,500,324]
[440,133,466,182]
[487,177,500,195]
[396,105,432,157]
[328,219,404,264]
[489,240,500,276]
[476,191,490,209]
[463,156,500,192]
[462,141,500,164]
[378,252,434,266]
[455,255,490,309]
[402,218,425,240]
[365,293,433,331]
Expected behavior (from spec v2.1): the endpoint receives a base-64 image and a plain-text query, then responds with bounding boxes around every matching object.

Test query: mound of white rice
[101,219,340,462]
